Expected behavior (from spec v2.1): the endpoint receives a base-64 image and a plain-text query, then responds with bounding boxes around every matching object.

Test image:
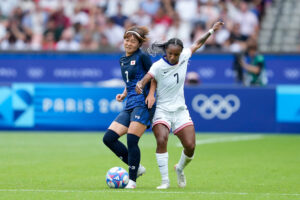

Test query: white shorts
[152,108,194,134]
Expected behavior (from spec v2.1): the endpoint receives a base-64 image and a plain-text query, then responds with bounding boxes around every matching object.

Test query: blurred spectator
[141,0,160,16]
[234,1,259,40]
[190,22,206,52]
[72,6,90,27]
[39,0,60,11]
[130,8,151,26]
[175,0,197,23]
[0,0,270,52]
[98,33,118,52]
[43,19,60,41]
[153,7,172,27]
[102,17,124,49]
[122,0,140,16]
[0,0,19,17]
[186,71,201,85]
[49,7,71,40]
[110,3,128,27]
[166,13,191,46]
[198,0,220,26]
[1,17,29,50]
[80,31,98,51]
[223,23,246,52]
[148,18,167,43]
[56,28,80,51]
[42,31,56,50]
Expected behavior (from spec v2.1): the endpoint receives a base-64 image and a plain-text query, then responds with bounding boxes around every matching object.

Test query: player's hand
[238,58,246,68]
[135,81,143,94]
[145,95,155,109]
[116,93,126,102]
[212,21,224,32]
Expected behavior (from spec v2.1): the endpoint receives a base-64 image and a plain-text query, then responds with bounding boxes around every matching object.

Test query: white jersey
[148,48,192,112]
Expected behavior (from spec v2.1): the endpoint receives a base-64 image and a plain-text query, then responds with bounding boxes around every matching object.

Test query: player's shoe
[156,181,170,189]
[125,180,136,189]
[174,164,186,188]
[137,165,146,178]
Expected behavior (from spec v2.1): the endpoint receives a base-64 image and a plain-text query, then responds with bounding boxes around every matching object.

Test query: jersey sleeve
[255,55,264,69]
[182,48,192,60]
[148,62,159,79]
[140,53,153,71]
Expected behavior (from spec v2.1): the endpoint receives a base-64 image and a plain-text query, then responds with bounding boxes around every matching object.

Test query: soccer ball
[106,167,129,188]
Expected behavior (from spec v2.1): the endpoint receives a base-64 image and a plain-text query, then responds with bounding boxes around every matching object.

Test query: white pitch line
[0,189,299,197]
[176,135,264,147]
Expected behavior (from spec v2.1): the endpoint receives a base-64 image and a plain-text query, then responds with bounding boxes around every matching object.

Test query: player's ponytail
[148,38,184,56]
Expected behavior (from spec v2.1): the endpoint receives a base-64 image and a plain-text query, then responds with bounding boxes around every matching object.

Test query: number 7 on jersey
[174,73,179,84]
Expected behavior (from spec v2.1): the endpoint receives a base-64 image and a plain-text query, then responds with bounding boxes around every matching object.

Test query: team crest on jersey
[130,60,136,65]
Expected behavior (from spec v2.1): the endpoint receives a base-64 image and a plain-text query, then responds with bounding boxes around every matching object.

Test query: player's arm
[135,73,152,94]
[239,59,263,75]
[145,79,156,109]
[116,87,127,102]
[190,21,224,54]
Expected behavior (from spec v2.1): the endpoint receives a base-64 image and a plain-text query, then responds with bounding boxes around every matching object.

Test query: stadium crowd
[0,0,271,52]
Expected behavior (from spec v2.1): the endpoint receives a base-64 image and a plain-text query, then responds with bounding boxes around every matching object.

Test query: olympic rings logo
[192,94,240,120]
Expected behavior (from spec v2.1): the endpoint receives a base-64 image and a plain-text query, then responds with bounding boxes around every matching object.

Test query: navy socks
[127,133,140,182]
[103,129,128,164]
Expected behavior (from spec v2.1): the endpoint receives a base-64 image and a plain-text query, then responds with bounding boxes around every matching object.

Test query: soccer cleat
[137,165,146,178]
[174,164,186,188]
[156,182,170,189]
[125,180,136,189]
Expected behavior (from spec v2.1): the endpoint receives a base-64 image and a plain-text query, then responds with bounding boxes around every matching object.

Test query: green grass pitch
[0,132,299,200]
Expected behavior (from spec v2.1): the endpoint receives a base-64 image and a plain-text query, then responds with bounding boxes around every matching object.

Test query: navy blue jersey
[120,49,152,110]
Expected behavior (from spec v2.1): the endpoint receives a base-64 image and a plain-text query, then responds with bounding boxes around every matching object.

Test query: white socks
[176,150,194,172]
[156,152,169,183]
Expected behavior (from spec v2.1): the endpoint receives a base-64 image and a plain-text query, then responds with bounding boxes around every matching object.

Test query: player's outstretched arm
[145,79,156,109]
[135,73,152,94]
[190,21,224,54]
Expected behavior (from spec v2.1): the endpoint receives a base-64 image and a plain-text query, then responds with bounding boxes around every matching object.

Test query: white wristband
[208,29,214,35]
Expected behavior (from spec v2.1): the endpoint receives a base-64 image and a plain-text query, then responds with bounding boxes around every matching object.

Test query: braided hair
[147,38,184,56]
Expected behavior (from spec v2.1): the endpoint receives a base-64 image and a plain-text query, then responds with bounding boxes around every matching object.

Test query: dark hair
[123,26,149,44]
[247,43,258,51]
[147,38,184,56]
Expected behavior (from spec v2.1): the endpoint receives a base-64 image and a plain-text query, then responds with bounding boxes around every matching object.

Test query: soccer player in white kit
[136,21,224,189]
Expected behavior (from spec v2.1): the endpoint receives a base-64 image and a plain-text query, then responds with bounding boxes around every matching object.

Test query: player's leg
[125,121,147,188]
[173,108,195,188]
[174,125,195,188]
[125,106,150,188]
[102,111,129,165]
[153,123,171,189]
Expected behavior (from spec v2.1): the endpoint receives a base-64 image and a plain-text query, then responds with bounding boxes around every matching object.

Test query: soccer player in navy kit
[102,26,156,189]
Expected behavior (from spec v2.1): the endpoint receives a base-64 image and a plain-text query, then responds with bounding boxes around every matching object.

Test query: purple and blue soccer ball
[106,167,129,188]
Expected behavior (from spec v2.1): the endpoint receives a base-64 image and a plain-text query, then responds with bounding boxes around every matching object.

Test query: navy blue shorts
[114,106,155,129]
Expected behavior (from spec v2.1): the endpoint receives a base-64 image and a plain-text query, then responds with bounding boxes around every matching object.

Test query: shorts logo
[192,94,240,120]
[130,60,136,65]
[135,115,140,119]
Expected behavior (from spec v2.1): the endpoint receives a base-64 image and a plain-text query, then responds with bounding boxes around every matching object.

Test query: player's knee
[184,141,195,153]
[102,133,111,146]
[103,129,119,146]
[127,133,140,148]
[156,135,168,148]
